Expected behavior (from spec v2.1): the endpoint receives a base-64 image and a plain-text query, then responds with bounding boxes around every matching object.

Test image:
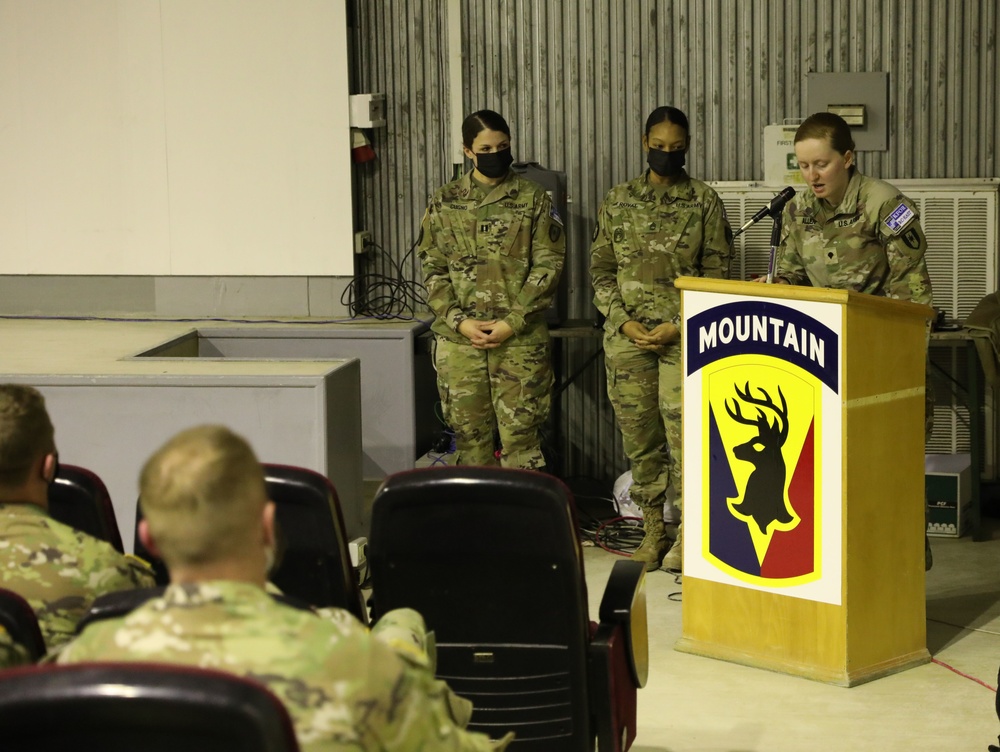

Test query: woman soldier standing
[590,106,732,572]
[417,110,565,469]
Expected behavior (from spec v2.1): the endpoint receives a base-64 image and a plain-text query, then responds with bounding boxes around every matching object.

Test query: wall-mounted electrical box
[807,72,888,150]
[349,93,386,128]
[826,104,866,127]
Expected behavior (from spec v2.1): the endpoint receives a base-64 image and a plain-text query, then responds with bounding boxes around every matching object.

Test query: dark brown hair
[794,112,856,155]
[461,110,510,148]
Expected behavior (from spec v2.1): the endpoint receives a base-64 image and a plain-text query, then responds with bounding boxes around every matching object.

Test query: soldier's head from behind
[137,425,275,586]
[0,384,57,505]
[794,112,856,207]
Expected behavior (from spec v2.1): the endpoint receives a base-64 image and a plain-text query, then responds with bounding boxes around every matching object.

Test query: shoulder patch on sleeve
[592,222,600,242]
[883,202,916,235]
[901,227,921,249]
[549,204,564,226]
[549,224,562,243]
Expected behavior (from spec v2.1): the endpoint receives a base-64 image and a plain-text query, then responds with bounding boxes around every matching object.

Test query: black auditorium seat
[0,662,300,752]
[48,464,124,553]
[369,466,649,752]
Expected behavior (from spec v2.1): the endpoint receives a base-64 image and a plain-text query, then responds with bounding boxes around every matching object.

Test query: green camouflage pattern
[591,171,732,514]
[59,581,509,751]
[433,337,551,469]
[603,335,682,511]
[777,170,933,305]
[0,624,31,668]
[418,171,565,345]
[0,503,154,649]
[590,171,732,336]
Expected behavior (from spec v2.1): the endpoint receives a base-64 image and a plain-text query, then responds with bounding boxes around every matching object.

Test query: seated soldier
[0,384,154,649]
[58,424,511,751]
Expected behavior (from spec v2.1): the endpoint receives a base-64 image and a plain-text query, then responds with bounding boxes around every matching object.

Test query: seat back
[369,466,593,751]
[132,464,365,622]
[262,464,366,623]
[0,588,46,663]
[48,464,124,553]
[0,662,300,752]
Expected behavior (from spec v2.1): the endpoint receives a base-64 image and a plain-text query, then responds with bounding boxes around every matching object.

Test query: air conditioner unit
[710,178,1000,479]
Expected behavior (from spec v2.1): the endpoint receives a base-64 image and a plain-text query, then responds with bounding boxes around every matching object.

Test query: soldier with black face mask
[590,106,732,573]
[417,110,565,471]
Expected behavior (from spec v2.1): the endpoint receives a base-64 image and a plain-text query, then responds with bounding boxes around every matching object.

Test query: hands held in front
[621,320,679,355]
[458,319,515,349]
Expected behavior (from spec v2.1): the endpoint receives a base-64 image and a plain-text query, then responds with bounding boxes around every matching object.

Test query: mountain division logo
[688,301,838,587]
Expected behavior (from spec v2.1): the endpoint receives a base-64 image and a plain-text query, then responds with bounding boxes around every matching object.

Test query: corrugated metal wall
[350,0,1000,485]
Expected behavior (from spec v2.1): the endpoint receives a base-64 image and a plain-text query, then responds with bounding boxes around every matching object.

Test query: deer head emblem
[725,382,795,534]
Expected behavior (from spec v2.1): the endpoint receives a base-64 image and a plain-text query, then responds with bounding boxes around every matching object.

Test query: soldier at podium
[769,111,935,568]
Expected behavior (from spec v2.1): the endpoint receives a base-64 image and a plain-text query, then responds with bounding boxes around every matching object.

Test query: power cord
[342,238,428,319]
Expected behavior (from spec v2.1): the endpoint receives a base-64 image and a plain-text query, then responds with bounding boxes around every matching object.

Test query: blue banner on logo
[687,301,839,392]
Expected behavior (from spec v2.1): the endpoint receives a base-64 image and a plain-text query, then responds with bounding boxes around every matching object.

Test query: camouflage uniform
[777,169,935,568]
[776,170,932,305]
[590,170,731,564]
[418,170,565,469]
[0,503,155,649]
[58,581,510,751]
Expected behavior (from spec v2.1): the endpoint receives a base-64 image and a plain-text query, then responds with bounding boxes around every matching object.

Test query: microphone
[733,186,796,237]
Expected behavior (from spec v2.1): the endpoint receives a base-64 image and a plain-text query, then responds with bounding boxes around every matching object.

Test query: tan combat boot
[661,523,682,572]
[631,512,671,572]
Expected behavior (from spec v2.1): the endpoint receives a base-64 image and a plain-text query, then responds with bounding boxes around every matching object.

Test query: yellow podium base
[675,636,930,687]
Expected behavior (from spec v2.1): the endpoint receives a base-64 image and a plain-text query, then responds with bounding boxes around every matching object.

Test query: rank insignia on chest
[613,228,625,243]
[479,222,491,234]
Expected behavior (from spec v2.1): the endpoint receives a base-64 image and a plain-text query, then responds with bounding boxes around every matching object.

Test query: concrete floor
[581,519,1000,751]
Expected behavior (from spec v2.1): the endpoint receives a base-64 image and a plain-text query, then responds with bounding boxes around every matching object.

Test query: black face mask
[647,148,686,177]
[475,148,514,179]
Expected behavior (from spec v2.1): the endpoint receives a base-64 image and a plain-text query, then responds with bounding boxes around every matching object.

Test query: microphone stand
[765,209,783,284]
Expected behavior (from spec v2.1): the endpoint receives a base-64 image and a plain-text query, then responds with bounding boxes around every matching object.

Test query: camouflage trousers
[434,336,552,469]
[604,332,683,514]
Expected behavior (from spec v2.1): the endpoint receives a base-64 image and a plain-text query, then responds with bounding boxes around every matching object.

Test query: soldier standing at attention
[771,111,934,569]
[0,384,154,650]
[59,424,511,751]
[590,106,732,573]
[417,110,565,470]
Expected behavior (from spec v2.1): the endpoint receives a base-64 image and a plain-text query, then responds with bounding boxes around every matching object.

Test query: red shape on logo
[760,419,815,578]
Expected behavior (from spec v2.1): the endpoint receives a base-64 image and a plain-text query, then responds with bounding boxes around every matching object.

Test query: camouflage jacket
[590,171,732,337]
[776,170,933,304]
[58,581,510,752]
[418,171,565,345]
[0,502,154,649]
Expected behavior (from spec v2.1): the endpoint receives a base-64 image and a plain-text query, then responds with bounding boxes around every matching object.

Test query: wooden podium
[673,277,933,686]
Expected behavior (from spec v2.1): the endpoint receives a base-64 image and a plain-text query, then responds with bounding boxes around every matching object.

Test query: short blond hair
[139,425,266,567]
[0,384,55,488]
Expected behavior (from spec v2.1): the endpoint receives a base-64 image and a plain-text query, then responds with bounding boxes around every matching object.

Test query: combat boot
[631,512,671,572]
[661,524,682,572]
